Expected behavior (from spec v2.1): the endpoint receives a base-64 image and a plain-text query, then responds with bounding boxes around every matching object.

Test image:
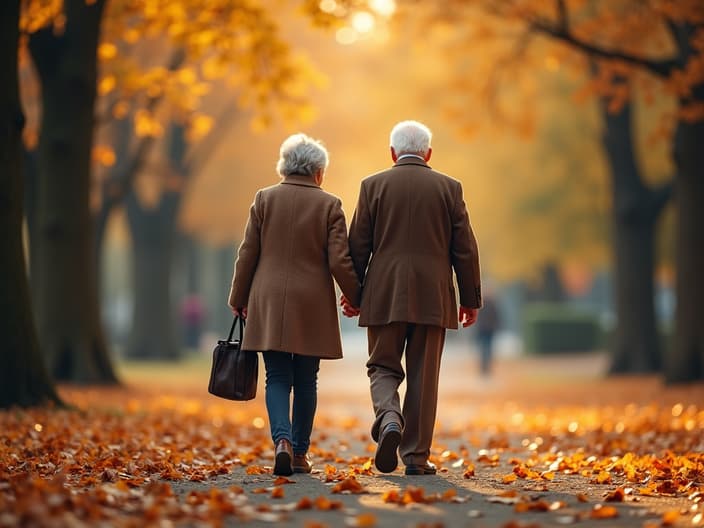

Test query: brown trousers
[366,322,446,466]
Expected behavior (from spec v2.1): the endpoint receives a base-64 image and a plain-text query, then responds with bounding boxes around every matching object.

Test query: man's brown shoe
[274,439,293,476]
[404,462,437,475]
[375,422,402,473]
[292,453,313,473]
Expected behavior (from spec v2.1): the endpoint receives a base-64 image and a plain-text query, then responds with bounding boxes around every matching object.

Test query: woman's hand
[230,305,248,319]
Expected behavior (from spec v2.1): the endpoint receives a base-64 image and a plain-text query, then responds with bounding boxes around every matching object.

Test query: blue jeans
[262,351,320,455]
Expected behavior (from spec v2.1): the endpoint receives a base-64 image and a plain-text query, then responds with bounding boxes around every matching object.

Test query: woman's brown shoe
[274,439,293,476]
[292,453,313,473]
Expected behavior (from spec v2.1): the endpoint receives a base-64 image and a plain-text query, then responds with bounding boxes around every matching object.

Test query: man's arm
[348,181,373,284]
[450,181,482,310]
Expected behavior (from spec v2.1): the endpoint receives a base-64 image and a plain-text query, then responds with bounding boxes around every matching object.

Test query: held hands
[340,294,360,318]
[459,306,478,328]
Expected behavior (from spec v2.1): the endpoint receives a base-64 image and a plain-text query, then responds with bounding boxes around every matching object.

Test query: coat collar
[393,157,431,169]
[281,174,321,188]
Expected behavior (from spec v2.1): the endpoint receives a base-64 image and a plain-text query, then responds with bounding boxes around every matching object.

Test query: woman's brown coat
[228,175,361,359]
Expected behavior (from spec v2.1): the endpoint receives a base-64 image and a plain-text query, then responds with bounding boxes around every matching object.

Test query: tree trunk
[28,0,118,383]
[125,124,194,359]
[666,87,704,382]
[95,115,134,263]
[125,192,181,359]
[600,91,668,374]
[0,0,61,408]
[24,148,38,280]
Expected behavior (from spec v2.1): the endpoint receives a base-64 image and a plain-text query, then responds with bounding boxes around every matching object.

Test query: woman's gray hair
[389,120,432,155]
[276,133,329,178]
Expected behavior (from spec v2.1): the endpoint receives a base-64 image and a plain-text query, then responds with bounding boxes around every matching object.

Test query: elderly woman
[228,133,361,476]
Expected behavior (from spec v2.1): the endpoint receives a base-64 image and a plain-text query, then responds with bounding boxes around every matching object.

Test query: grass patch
[115,353,212,389]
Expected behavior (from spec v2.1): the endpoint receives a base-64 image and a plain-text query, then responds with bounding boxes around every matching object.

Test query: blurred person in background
[342,120,482,475]
[228,133,361,476]
[180,293,205,350]
[475,290,501,376]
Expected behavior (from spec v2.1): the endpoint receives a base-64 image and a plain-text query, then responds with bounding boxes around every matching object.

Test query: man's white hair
[390,120,432,155]
[276,133,329,178]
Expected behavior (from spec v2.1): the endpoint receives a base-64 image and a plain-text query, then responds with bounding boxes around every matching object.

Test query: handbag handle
[227,315,245,342]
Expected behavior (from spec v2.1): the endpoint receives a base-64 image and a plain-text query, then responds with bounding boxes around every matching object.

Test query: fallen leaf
[246,465,268,475]
[270,486,285,498]
[331,476,366,494]
[345,513,377,527]
[297,496,314,510]
[603,487,625,502]
[487,495,521,505]
[382,489,401,504]
[514,499,550,512]
[590,504,619,519]
[661,509,680,525]
[463,464,475,478]
[314,496,343,511]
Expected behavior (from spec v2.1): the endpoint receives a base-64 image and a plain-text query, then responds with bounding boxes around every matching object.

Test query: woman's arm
[328,199,361,307]
[228,191,262,312]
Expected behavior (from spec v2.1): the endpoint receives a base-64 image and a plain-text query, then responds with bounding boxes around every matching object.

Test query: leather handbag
[208,316,258,401]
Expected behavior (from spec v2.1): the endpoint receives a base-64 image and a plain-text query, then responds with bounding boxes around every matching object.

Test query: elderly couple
[228,120,481,477]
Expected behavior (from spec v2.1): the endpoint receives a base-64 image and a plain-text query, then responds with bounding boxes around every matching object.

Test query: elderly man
[343,120,481,475]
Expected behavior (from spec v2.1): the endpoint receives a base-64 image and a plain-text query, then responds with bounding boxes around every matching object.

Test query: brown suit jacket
[349,157,481,329]
[228,175,361,359]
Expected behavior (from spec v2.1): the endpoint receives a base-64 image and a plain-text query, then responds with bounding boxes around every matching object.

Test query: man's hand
[459,306,478,328]
[340,294,360,317]
[230,305,247,319]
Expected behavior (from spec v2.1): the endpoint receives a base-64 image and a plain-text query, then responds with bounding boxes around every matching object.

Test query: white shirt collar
[397,153,426,162]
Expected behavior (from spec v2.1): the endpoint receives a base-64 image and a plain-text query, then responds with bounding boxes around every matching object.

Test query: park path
[160,335,703,528]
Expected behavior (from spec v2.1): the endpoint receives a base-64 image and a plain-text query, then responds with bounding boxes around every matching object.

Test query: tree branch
[530,19,678,78]
[484,28,534,122]
[556,0,568,33]
[94,46,187,229]
[650,181,674,216]
[183,102,239,175]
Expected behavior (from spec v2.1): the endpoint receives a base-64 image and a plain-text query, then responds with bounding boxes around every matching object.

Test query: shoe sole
[375,429,401,473]
[274,452,293,476]
[404,467,437,475]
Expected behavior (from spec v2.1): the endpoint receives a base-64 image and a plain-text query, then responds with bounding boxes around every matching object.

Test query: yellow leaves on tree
[98,42,118,61]
[20,0,328,189]
[186,114,214,142]
[20,0,62,34]
[95,0,324,137]
[93,145,117,167]
[134,109,164,138]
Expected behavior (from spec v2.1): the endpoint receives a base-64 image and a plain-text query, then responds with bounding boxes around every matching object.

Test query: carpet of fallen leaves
[1,352,703,527]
